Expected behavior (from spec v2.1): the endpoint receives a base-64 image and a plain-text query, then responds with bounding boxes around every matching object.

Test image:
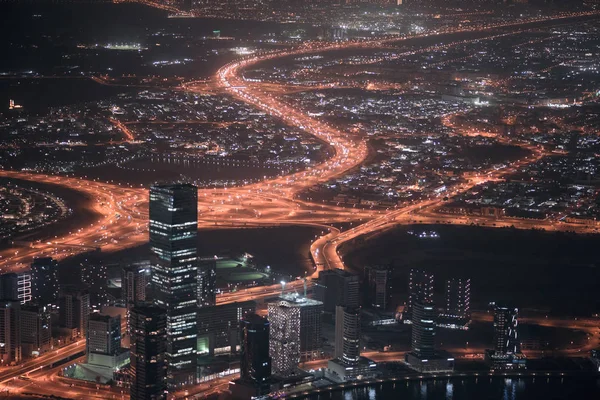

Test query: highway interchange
[1,9,600,399]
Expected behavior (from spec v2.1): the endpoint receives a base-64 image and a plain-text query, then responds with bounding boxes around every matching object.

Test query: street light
[280,280,286,296]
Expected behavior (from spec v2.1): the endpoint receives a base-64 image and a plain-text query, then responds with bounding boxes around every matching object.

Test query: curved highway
[0,8,600,400]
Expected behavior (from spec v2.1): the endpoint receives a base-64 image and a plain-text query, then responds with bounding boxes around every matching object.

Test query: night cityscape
[2,0,600,399]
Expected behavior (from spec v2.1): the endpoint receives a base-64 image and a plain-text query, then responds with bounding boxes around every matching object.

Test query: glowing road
[1,9,600,399]
[2,10,598,273]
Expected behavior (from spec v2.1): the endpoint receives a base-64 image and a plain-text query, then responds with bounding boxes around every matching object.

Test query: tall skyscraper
[493,306,520,354]
[485,306,525,370]
[87,314,121,357]
[58,287,90,338]
[334,306,361,364]
[130,304,167,400]
[317,269,359,313]
[21,304,51,357]
[271,294,322,361]
[121,262,150,309]
[329,305,376,381]
[239,313,271,390]
[364,265,391,309]
[405,300,453,373]
[31,257,59,307]
[407,269,434,317]
[444,278,471,320]
[296,297,323,359]
[0,301,21,365]
[268,300,301,377]
[149,184,199,387]
[197,257,217,307]
[410,302,436,359]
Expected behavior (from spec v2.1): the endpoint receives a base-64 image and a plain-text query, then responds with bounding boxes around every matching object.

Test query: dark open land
[343,224,600,316]
[59,225,319,285]
[78,156,290,186]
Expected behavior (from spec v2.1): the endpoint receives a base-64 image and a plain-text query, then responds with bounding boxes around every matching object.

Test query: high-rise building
[334,306,343,360]
[87,314,121,357]
[16,271,31,305]
[443,278,471,320]
[493,306,520,354]
[485,306,525,370]
[364,265,391,309]
[407,269,434,317]
[197,257,217,307]
[297,297,323,359]
[0,272,32,305]
[275,293,323,360]
[0,301,21,365]
[317,269,359,313]
[328,306,377,381]
[80,258,108,308]
[405,301,453,373]
[21,304,51,357]
[231,313,272,399]
[149,184,198,387]
[121,262,150,309]
[239,313,271,393]
[196,300,256,356]
[86,314,129,371]
[130,304,167,400]
[334,306,361,364]
[268,300,301,377]
[58,287,90,338]
[410,302,436,359]
[31,257,59,306]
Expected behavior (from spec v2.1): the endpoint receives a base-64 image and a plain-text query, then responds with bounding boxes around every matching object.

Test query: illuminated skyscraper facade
[485,306,525,370]
[149,184,198,387]
[0,272,32,305]
[444,278,471,320]
[410,302,436,359]
[334,306,361,364]
[276,293,323,360]
[407,269,434,317]
[268,300,301,377]
[405,300,454,373]
[493,306,520,354]
[329,306,377,381]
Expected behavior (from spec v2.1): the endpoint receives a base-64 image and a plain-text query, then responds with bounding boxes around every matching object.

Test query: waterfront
[307,376,600,400]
